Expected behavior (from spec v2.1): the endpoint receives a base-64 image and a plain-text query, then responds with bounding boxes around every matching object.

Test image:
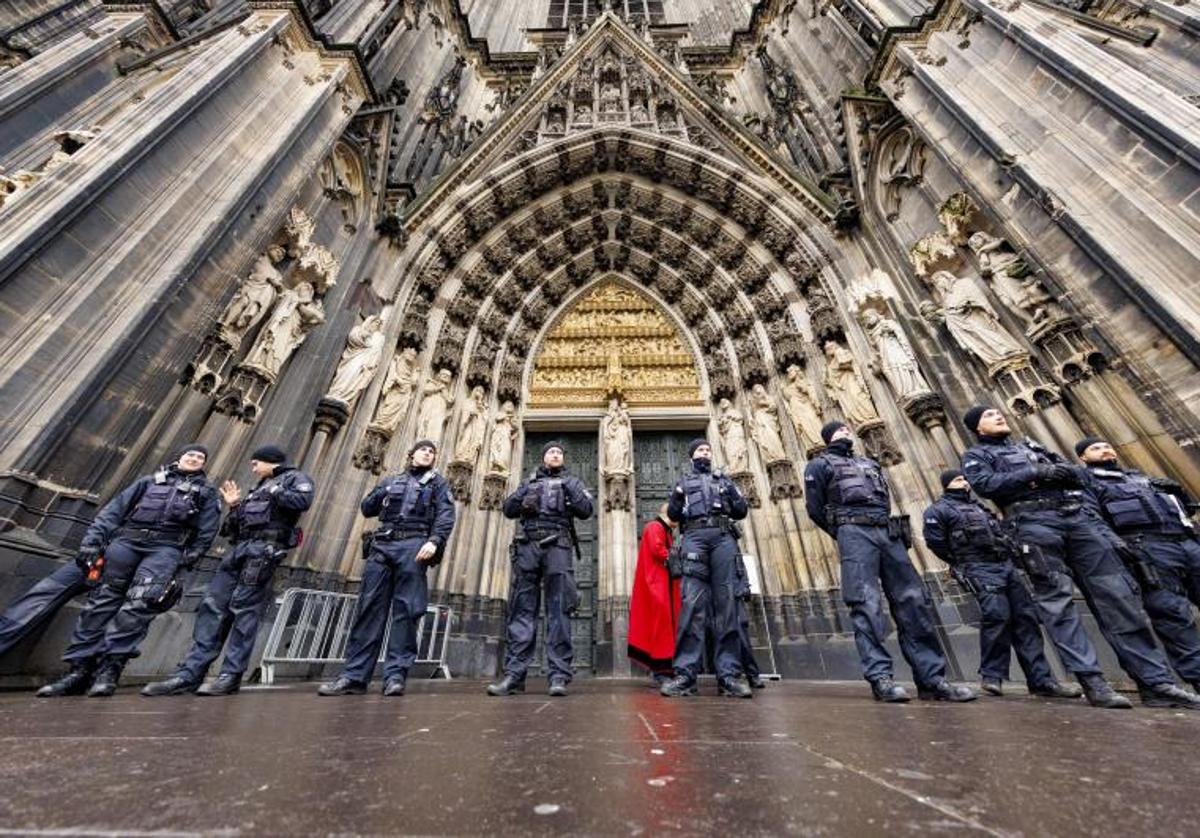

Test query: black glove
[1050,463,1081,485]
[179,549,202,570]
[75,546,101,572]
[520,492,539,518]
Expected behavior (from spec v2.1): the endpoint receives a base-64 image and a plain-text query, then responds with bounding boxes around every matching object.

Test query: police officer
[923,469,1081,699]
[0,562,88,658]
[143,445,314,697]
[319,439,455,697]
[805,422,974,703]
[37,444,221,697]
[960,405,1200,709]
[659,438,754,699]
[488,440,594,697]
[1076,436,1200,693]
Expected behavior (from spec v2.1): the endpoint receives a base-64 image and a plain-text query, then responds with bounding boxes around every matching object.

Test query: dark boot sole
[142,682,200,697]
[917,692,977,702]
[197,688,240,696]
[318,685,367,696]
[1085,697,1133,709]
[486,685,526,696]
[1141,697,1199,709]
[873,694,911,703]
[660,687,699,697]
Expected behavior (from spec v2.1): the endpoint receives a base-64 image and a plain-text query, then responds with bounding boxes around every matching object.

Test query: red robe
[627,517,682,674]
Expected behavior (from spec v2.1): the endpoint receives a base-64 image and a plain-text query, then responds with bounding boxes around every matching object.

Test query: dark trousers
[176,540,281,682]
[961,561,1053,686]
[62,538,181,664]
[504,538,575,682]
[1137,535,1200,683]
[673,526,742,681]
[836,523,946,685]
[0,562,88,656]
[1016,509,1171,686]
[342,536,430,683]
[736,598,761,678]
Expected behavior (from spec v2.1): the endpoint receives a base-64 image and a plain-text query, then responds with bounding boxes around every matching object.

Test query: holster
[682,552,709,582]
[1119,539,1164,591]
[1015,543,1060,582]
[888,515,913,548]
[360,530,376,563]
[734,554,752,601]
[666,540,684,580]
[951,567,980,597]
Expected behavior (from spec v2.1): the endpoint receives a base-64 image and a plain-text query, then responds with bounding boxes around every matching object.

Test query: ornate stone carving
[967,232,1063,326]
[324,315,386,410]
[938,192,983,246]
[781,364,825,455]
[909,231,960,279]
[414,368,455,444]
[748,384,788,464]
[486,401,518,477]
[452,385,488,464]
[860,310,933,401]
[368,346,419,434]
[216,246,286,347]
[822,340,880,427]
[352,428,390,474]
[876,126,926,221]
[923,271,1028,371]
[766,460,803,501]
[717,398,750,474]
[732,472,762,509]
[238,282,325,383]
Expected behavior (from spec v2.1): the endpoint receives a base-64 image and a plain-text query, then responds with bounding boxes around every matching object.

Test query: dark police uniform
[172,465,314,687]
[961,436,1176,690]
[499,464,593,687]
[61,465,220,682]
[339,465,456,686]
[1080,461,1200,688]
[666,459,749,690]
[923,488,1056,689]
[804,441,949,691]
[0,562,88,658]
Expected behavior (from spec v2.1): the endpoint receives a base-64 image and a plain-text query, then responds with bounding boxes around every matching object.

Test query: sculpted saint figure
[822,341,879,426]
[488,401,519,476]
[370,346,418,433]
[325,315,386,408]
[217,246,286,345]
[748,384,788,463]
[415,368,455,443]
[861,310,932,399]
[781,365,824,451]
[717,398,750,474]
[600,398,633,476]
[928,271,1026,366]
[453,385,488,463]
[241,281,325,381]
[967,231,1060,324]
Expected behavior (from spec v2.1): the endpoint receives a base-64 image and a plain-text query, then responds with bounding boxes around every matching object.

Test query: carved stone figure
[240,281,325,382]
[861,310,932,399]
[822,341,879,426]
[967,231,1061,325]
[630,101,650,123]
[487,401,518,476]
[216,246,286,346]
[369,346,419,433]
[781,364,824,452]
[748,384,788,463]
[415,368,455,443]
[453,385,488,463]
[717,398,750,474]
[927,271,1026,367]
[600,83,622,114]
[600,398,633,476]
[325,315,386,408]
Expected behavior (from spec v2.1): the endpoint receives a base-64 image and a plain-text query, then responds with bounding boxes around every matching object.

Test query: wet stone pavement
[1,679,1198,836]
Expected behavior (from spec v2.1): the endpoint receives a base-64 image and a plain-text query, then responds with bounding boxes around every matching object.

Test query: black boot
[1139,682,1200,709]
[547,677,569,697]
[317,675,367,696]
[1029,680,1082,699]
[86,660,124,697]
[718,677,754,699]
[869,677,910,703]
[659,674,698,697]
[917,679,977,702]
[36,663,95,697]
[980,678,1003,696]
[486,674,525,696]
[748,673,767,689]
[383,675,406,697]
[141,674,200,697]
[1078,673,1133,709]
[197,673,242,696]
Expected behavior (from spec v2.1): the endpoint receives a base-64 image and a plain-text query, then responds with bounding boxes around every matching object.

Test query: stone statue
[928,271,1026,366]
[240,281,325,382]
[781,365,824,451]
[822,341,879,426]
[600,398,633,476]
[861,310,932,399]
[487,401,518,476]
[415,368,455,443]
[216,245,286,345]
[370,346,419,433]
[967,231,1060,325]
[717,398,750,474]
[748,384,788,463]
[630,101,649,123]
[325,315,386,408]
[453,385,488,463]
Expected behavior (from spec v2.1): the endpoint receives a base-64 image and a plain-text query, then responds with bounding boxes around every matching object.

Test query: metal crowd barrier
[259,588,452,684]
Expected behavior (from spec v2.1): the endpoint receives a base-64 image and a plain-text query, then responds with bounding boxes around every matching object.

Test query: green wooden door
[520,431,599,674]
[632,431,694,528]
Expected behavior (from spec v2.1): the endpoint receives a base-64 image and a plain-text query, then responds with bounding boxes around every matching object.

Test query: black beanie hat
[542,440,565,456]
[962,404,992,434]
[250,444,287,464]
[940,468,964,489]
[820,421,848,445]
[178,443,209,460]
[408,439,437,457]
[687,438,710,458]
[1075,436,1106,457]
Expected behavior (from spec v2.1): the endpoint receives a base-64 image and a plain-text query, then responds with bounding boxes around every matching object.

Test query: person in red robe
[628,504,681,680]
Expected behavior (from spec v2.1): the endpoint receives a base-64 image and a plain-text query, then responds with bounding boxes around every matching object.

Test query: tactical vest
[238,478,283,531]
[680,470,723,520]
[126,473,201,529]
[945,498,1002,561]
[380,471,433,528]
[527,475,568,524]
[822,454,889,511]
[1091,468,1190,535]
